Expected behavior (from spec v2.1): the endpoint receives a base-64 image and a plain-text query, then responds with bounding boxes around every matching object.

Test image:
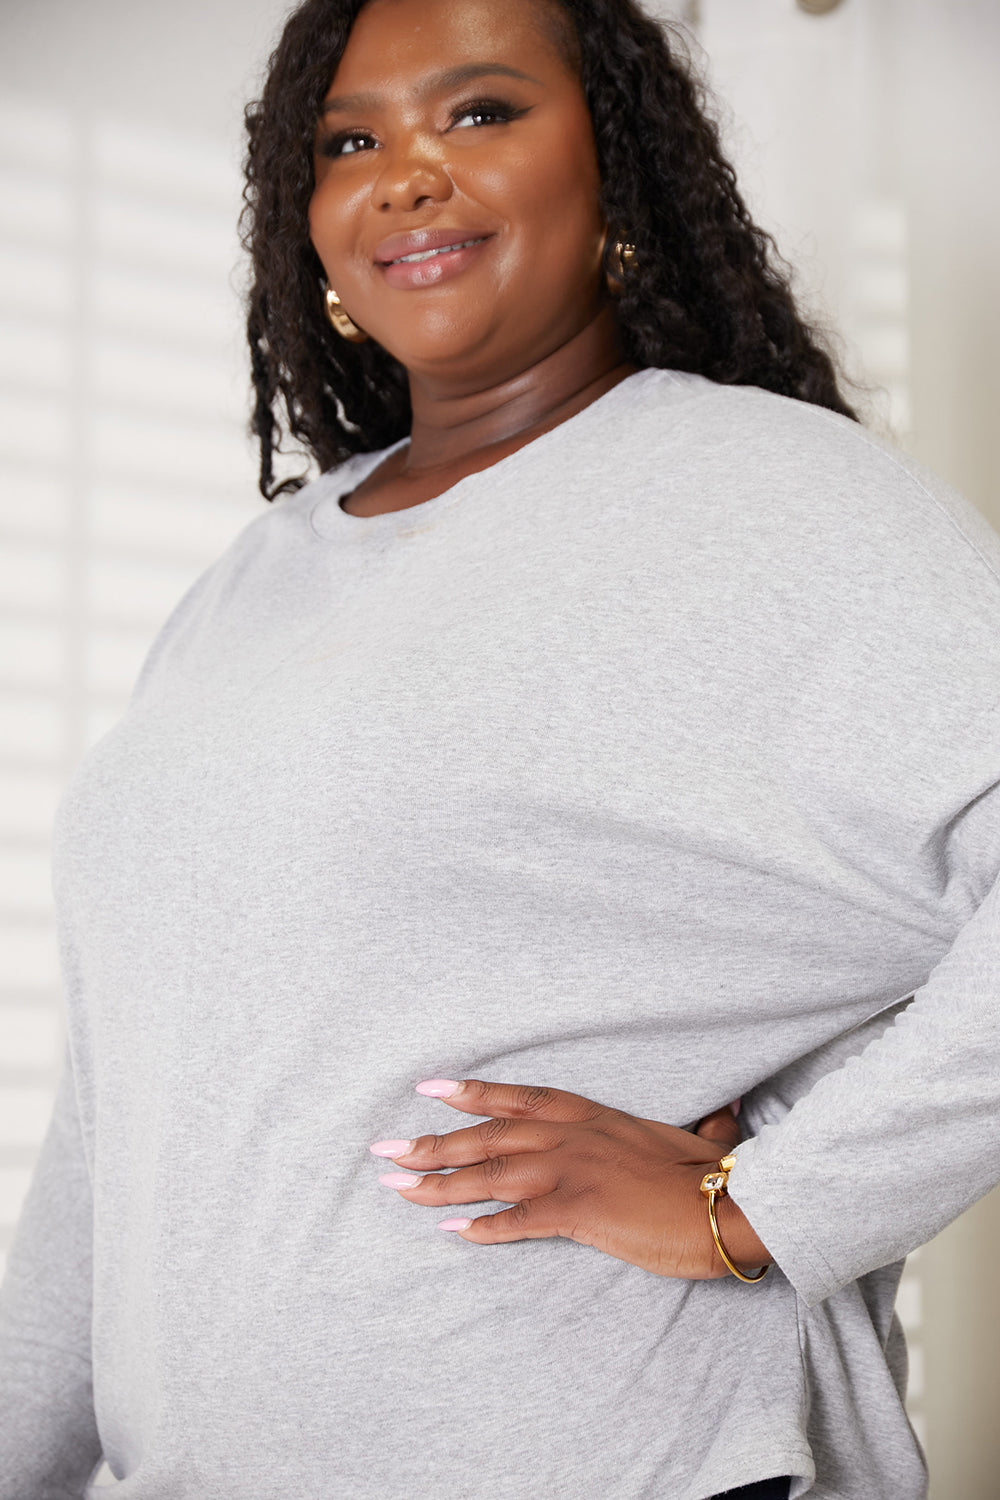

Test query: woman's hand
[370,1079,771,1280]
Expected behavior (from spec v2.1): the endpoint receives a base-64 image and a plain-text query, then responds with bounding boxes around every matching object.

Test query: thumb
[694,1100,742,1152]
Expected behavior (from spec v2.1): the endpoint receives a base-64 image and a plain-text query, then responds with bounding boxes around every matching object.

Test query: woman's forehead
[333,0,578,88]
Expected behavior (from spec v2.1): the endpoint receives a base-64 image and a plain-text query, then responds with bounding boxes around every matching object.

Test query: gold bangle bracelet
[699,1153,770,1284]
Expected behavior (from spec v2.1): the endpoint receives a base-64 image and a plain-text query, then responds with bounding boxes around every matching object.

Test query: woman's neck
[401,303,638,476]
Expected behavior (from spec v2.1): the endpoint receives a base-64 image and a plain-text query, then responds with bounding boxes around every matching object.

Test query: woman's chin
[371,323,502,383]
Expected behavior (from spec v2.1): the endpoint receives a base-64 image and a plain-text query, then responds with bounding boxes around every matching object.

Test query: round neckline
[307,366,671,541]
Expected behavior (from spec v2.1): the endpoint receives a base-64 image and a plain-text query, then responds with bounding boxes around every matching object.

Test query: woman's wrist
[712,1190,772,1276]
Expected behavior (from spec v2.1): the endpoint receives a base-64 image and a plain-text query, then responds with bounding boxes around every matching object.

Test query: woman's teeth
[392,238,484,264]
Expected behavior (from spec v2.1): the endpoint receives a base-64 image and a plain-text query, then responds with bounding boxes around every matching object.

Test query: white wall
[1,1,998,1494]
[690,0,1000,529]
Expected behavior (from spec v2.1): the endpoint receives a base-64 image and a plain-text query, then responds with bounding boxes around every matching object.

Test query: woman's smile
[308,0,608,385]
[377,231,495,289]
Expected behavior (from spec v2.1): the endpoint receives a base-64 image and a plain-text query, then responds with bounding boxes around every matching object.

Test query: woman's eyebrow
[321,62,544,116]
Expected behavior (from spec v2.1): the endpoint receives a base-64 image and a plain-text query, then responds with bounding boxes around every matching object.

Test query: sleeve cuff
[725,1135,850,1310]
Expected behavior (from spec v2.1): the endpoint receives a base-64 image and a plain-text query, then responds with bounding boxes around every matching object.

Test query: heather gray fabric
[3,366,1000,1499]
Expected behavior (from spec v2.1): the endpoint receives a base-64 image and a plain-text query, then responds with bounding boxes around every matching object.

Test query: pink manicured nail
[379,1173,424,1188]
[437,1217,472,1231]
[728,1098,742,1117]
[369,1139,414,1157]
[415,1079,460,1097]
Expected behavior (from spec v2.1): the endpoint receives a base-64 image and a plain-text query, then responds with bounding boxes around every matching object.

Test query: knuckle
[509,1198,531,1227]
[479,1116,512,1150]
[484,1153,508,1185]
[414,1133,446,1157]
[515,1085,553,1116]
[566,1141,609,1171]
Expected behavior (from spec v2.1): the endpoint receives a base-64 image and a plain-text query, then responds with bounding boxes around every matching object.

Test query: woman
[1,0,998,1496]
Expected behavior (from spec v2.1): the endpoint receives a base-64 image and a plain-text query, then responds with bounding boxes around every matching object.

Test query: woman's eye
[318,98,526,157]
[322,131,377,158]
[450,98,523,130]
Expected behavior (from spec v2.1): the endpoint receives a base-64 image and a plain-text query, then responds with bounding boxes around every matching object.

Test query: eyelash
[319,96,527,159]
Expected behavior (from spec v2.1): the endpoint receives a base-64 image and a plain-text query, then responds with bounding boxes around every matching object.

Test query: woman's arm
[375,761,1000,1293]
[727,844,1000,1308]
[0,1041,104,1498]
[724,705,1000,1303]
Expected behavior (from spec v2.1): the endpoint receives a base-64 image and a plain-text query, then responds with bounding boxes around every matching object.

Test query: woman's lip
[374,227,493,263]
[378,236,493,290]
[383,235,489,265]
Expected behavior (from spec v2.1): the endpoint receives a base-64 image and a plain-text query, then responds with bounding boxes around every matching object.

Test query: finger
[693,1104,742,1152]
[438,1193,563,1244]
[381,1151,559,1206]
[414,1077,616,1125]
[396,1115,564,1171]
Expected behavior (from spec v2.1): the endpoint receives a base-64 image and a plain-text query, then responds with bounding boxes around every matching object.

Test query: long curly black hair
[242,0,859,500]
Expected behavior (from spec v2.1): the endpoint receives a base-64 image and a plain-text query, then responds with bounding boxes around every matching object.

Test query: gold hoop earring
[606,237,637,295]
[324,284,369,344]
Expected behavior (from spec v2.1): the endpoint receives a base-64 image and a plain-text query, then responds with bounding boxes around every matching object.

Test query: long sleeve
[729,730,1000,1309]
[0,1041,103,1498]
[23,368,993,1496]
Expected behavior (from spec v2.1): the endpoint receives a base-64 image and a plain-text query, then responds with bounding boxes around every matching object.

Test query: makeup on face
[307,0,607,380]
[375,228,496,289]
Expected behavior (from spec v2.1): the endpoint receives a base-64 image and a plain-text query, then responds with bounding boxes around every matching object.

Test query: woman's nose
[371,136,453,212]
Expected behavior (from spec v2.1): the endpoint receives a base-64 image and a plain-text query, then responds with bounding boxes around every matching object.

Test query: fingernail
[728,1098,742,1118]
[415,1079,460,1097]
[370,1139,414,1157]
[379,1173,424,1188]
[437,1217,472,1231]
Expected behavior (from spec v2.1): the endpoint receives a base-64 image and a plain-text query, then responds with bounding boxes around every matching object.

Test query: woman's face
[308,0,609,388]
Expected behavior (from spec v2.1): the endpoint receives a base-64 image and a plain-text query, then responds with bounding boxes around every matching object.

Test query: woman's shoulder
[629,368,1000,598]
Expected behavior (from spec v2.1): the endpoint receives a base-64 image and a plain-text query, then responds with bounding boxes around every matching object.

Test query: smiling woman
[3,1,1000,1499]
[305,0,633,517]
[242,0,854,506]
[308,4,608,379]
